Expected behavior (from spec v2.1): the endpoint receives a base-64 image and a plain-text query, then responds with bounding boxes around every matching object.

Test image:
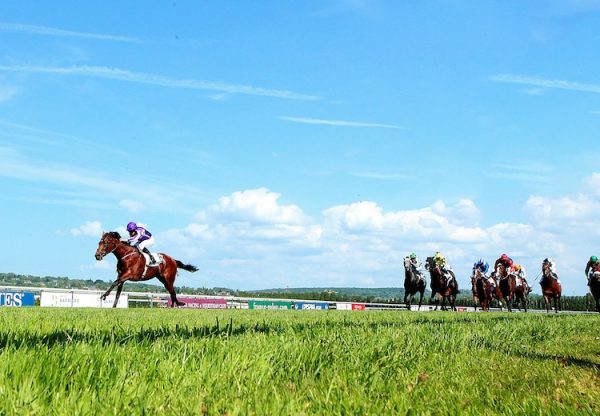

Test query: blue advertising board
[294,302,329,310]
[0,292,35,307]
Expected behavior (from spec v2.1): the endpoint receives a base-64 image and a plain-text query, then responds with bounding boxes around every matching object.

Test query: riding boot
[142,247,156,265]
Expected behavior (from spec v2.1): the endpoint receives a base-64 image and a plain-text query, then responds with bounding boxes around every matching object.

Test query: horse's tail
[176,260,199,272]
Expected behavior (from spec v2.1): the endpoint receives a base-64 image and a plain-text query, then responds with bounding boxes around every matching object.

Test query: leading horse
[425,257,459,311]
[588,263,600,313]
[540,265,562,313]
[95,231,198,307]
[403,257,426,311]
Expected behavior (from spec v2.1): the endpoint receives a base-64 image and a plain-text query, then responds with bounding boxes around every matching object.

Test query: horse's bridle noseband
[97,238,117,260]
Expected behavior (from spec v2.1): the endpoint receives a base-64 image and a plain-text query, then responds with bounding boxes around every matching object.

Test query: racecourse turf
[0,309,598,415]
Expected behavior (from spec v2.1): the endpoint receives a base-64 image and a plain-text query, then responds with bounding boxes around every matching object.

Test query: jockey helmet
[514,264,521,271]
[409,252,417,259]
[126,222,137,232]
[591,255,598,263]
[546,258,553,264]
[500,253,508,260]
[543,257,550,264]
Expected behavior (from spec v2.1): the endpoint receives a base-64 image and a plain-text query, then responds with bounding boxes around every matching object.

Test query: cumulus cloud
[71,220,103,237]
[156,177,599,294]
[197,188,306,225]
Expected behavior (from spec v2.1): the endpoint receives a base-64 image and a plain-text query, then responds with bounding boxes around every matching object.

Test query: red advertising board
[167,297,227,309]
[351,303,366,310]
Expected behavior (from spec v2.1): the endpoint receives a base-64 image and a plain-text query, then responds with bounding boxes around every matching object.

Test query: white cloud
[0,65,320,100]
[279,116,401,129]
[71,220,103,237]
[198,188,306,225]
[0,22,140,43]
[156,177,599,294]
[491,73,600,94]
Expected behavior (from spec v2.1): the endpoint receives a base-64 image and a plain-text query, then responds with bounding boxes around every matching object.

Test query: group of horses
[404,258,571,313]
[94,232,600,313]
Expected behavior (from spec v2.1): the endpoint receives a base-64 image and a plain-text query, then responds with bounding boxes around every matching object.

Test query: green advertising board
[248,300,292,310]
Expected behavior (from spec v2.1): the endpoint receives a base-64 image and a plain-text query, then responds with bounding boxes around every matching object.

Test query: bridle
[97,236,118,260]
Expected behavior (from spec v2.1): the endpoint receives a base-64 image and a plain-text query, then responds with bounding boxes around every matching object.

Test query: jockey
[473,258,495,290]
[406,252,422,269]
[494,254,514,276]
[472,259,489,276]
[405,252,424,277]
[585,256,600,287]
[126,222,156,265]
[513,264,528,287]
[433,252,453,282]
[540,258,557,286]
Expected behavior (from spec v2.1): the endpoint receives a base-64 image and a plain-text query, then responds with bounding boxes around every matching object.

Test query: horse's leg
[544,295,550,313]
[404,292,411,310]
[112,281,124,308]
[101,279,121,301]
[417,290,424,311]
[158,264,185,307]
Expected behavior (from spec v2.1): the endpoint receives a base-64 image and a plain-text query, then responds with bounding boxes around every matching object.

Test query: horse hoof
[176,301,185,307]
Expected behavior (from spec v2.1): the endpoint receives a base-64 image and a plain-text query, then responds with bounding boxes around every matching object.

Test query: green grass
[0,309,598,415]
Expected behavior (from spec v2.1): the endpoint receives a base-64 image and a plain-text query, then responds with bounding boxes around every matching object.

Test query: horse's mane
[105,231,122,240]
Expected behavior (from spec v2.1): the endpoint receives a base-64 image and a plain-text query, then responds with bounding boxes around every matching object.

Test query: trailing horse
[589,263,600,313]
[95,231,198,307]
[495,264,515,312]
[513,277,531,312]
[540,265,562,313]
[425,257,459,311]
[403,257,426,311]
[471,269,495,311]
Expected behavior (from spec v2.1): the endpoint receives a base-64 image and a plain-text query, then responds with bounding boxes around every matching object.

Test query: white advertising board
[41,291,128,308]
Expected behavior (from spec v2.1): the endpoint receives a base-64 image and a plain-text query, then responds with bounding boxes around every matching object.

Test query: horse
[403,257,426,311]
[588,263,600,313]
[540,265,562,313]
[471,269,495,311]
[513,277,531,312]
[95,231,199,308]
[495,264,516,312]
[425,257,459,311]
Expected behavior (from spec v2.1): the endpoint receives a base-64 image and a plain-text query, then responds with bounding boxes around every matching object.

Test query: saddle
[142,252,164,267]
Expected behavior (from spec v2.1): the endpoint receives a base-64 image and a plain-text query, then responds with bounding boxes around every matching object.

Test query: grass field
[0,309,598,415]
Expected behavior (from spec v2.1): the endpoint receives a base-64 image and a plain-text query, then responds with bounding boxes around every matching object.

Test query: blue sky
[1,0,600,294]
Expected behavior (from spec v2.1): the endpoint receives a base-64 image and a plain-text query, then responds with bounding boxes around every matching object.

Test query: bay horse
[95,231,198,307]
[403,257,426,311]
[471,269,495,311]
[425,257,459,311]
[495,264,515,312]
[513,277,531,312]
[540,265,562,313]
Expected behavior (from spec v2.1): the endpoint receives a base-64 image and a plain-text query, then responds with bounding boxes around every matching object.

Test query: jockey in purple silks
[126,222,156,265]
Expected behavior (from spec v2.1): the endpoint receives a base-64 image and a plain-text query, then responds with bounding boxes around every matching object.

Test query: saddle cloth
[142,252,164,267]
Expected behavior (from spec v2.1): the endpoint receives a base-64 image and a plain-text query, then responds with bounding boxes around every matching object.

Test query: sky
[1,0,600,294]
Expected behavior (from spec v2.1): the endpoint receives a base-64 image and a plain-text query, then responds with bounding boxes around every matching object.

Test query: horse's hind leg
[417,291,424,311]
[157,272,184,307]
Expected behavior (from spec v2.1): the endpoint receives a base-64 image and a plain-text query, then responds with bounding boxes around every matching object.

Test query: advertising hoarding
[0,292,35,307]
[294,302,329,310]
[167,297,227,308]
[248,300,292,310]
[40,291,128,308]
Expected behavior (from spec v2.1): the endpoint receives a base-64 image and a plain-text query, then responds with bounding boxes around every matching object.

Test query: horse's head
[496,264,508,279]
[95,231,122,260]
[404,257,412,271]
